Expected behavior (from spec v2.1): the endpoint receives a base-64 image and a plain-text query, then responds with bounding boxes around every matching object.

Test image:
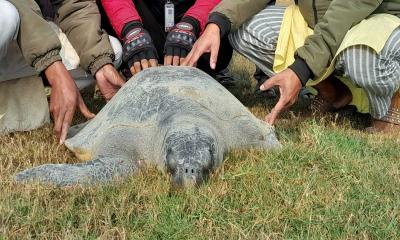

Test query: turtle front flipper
[225,115,281,150]
[15,157,137,187]
[67,121,91,139]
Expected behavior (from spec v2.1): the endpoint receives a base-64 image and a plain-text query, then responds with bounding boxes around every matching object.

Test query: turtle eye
[208,144,216,168]
[210,143,216,153]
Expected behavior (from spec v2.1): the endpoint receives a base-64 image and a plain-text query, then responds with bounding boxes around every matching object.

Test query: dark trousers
[99,0,233,76]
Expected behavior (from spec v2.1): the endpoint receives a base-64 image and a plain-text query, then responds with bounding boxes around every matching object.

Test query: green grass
[1,55,399,239]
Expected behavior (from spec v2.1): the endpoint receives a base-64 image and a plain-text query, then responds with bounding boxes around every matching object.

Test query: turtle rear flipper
[15,157,137,187]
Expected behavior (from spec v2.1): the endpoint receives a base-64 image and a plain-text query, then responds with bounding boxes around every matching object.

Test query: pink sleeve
[184,0,221,32]
[101,0,142,39]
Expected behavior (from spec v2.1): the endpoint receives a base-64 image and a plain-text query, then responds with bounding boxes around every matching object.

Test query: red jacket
[101,0,221,39]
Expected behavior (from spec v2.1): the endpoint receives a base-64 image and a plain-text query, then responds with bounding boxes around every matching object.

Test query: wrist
[44,61,69,86]
[206,23,221,34]
[288,56,313,86]
[122,21,143,38]
[208,12,231,38]
[181,16,200,36]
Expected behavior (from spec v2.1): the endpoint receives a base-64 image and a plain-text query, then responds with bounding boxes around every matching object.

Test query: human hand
[164,21,197,66]
[122,25,158,75]
[259,68,302,125]
[95,64,125,101]
[181,23,221,69]
[45,61,95,144]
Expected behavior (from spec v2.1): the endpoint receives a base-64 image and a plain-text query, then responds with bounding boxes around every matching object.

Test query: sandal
[310,94,335,113]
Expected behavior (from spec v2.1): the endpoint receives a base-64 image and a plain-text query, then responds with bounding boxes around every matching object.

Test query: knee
[109,36,123,69]
[348,60,400,97]
[0,1,20,44]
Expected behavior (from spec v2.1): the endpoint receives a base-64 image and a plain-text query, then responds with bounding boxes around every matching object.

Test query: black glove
[122,22,158,68]
[164,17,199,59]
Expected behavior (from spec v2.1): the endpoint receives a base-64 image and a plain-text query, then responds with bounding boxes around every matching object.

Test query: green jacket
[9,0,114,75]
[209,0,400,84]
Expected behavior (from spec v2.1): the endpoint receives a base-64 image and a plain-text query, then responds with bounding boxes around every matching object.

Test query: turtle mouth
[170,166,210,188]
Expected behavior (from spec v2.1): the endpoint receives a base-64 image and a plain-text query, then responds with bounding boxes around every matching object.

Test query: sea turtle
[15,66,281,187]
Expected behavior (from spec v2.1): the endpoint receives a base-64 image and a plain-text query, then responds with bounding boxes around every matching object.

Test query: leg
[109,36,123,69]
[336,28,400,120]
[57,0,124,101]
[0,0,20,59]
[7,0,62,73]
[0,76,50,134]
[196,36,234,88]
[229,5,285,77]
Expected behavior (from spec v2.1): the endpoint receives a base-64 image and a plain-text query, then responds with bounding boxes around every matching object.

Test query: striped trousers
[229,5,400,119]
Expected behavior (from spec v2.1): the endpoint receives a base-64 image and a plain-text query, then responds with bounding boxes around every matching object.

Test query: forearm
[8,0,62,73]
[57,0,114,75]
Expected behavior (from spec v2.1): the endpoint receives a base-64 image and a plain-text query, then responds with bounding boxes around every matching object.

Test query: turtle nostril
[184,168,196,174]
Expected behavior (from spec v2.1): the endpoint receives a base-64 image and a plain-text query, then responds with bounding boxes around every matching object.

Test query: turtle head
[164,125,221,188]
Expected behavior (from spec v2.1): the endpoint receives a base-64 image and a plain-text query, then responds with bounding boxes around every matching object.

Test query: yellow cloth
[274,5,313,73]
[274,6,400,113]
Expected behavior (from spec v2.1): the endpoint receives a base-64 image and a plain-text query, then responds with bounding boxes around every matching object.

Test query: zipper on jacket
[312,0,318,25]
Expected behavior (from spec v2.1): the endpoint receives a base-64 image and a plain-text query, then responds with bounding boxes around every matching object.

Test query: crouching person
[0,0,53,136]
[100,0,233,84]
[184,0,400,134]
[32,0,126,100]
[1,0,125,144]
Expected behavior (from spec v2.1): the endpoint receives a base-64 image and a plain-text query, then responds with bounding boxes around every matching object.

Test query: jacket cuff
[288,56,313,86]
[88,54,114,75]
[32,48,62,73]
[208,12,231,38]
[122,21,143,38]
[182,16,201,36]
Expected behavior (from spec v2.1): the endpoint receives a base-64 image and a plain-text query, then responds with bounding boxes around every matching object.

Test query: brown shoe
[367,91,400,134]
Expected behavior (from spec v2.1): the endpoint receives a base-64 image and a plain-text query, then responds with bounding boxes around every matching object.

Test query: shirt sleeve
[184,0,221,32]
[295,0,383,79]
[101,0,142,39]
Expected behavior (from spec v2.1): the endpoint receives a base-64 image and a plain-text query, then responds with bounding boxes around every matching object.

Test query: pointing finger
[210,41,220,70]
[265,96,288,125]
